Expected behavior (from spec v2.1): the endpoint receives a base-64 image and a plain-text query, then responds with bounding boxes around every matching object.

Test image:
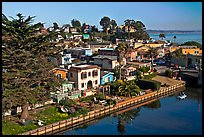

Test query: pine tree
[2,13,64,121]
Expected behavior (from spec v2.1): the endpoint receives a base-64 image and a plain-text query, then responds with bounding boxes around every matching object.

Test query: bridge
[175,69,202,86]
[173,68,200,78]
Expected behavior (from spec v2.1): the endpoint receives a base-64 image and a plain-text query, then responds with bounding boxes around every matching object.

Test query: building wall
[62,83,74,93]
[68,68,100,91]
[53,69,67,79]
[171,55,202,67]
[182,48,202,55]
[101,74,114,85]
[144,43,163,48]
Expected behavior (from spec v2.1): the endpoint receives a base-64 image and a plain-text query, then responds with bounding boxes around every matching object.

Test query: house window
[84,72,87,78]
[82,83,84,88]
[81,73,83,79]
[56,74,61,78]
[95,80,98,84]
[94,70,98,76]
[108,77,110,82]
[88,72,91,76]
[70,72,73,77]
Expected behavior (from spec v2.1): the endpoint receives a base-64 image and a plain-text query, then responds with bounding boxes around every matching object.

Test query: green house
[52,81,81,103]
[83,34,90,39]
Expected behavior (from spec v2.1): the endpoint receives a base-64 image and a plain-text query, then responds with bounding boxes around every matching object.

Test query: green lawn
[2,106,87,135]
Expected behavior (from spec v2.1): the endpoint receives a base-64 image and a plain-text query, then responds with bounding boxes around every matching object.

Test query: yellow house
[181,47,202,55]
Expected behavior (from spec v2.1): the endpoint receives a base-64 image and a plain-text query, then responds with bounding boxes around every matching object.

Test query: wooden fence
[20,82,185,135]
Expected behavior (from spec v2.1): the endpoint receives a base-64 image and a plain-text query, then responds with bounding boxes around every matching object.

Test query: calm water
[60,87,202,135]
[149,32,202,45]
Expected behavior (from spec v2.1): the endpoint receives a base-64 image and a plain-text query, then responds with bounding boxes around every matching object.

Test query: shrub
[137,79,161,91]
[95,93,105,100]
[143,72,157,79]
[59,98,76,107]
[164,69,173,78]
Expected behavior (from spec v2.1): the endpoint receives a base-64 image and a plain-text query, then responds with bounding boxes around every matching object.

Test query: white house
[68,65,101,94]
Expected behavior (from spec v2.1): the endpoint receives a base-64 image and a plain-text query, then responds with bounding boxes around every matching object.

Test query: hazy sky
[2,2,202,30]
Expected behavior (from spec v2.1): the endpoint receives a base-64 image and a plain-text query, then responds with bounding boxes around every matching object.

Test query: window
[95,80,98,84]
[88,72,91,76]
[56,74,61,78]
[70,72,73,77]
[82,83,84,88]
[84,72,87,78]
[81,73,83,79]
[94,71,98,76]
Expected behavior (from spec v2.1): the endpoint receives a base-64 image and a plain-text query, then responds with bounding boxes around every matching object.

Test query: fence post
[59,122,60,130]
[72,117,73,126]
[45,127,46,135]
[37,129,39,135]
[52,124,53,134]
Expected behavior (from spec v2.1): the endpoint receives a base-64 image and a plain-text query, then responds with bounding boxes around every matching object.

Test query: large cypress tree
[2,13,64,121]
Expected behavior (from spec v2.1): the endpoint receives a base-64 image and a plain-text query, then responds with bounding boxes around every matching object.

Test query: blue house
[100,71,115,85]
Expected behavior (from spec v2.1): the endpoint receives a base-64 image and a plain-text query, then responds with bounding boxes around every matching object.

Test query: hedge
[136,79,161,91]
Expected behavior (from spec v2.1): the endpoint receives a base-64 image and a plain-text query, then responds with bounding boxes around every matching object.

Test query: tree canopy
[2,13,64,121]
[100,16,111,34]
[71,19,81,28]
[180,41,202,49]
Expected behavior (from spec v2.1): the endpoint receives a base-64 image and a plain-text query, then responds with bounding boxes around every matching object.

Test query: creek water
[59,86,202,135]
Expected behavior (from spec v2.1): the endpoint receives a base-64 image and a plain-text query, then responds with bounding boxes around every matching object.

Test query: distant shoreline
[147,30,202,34]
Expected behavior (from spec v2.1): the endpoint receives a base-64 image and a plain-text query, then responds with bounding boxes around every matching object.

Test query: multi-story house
[60,51,75,69]
[68,65,101,96]
[179,46,202,55]
[92,55,120,70]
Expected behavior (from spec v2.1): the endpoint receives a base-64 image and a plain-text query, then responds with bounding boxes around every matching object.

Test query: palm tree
[116,42,128,80]
[159,33,165,40]
[147,46,158,65]
[173,36,176,45]
[173,48,182,65]
[118,80,140,98]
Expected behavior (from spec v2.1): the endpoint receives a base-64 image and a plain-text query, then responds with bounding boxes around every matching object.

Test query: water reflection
[117,108,140,135]
[144,100,161,109]
[61,87,202,135]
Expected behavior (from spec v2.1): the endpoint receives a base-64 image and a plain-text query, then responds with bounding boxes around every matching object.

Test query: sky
[2,2,202,31]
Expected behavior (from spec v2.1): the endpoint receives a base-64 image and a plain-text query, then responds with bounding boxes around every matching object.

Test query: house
[127,61,152,70]
[121,65,137,81]
[65,48,93,59]
[52,67,68,79]
[98,48,119,56]
[69,27,78,33]
[68,65,101,96]
[40,27,48,34]
[126,49,137,61]
[82,33,90,39]
[87,42,112,53]
[157,48,165,58]
[92,55,121,70]
[60,52,75,69]
[100,71,115,85]
[51,81,81,103]
[180,46,202,55]
[171,54,202,68]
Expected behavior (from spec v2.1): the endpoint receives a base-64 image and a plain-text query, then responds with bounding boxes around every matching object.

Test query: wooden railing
[20,82,185,135]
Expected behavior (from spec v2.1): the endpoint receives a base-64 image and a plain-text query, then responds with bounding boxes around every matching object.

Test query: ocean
[149,32,202,45]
